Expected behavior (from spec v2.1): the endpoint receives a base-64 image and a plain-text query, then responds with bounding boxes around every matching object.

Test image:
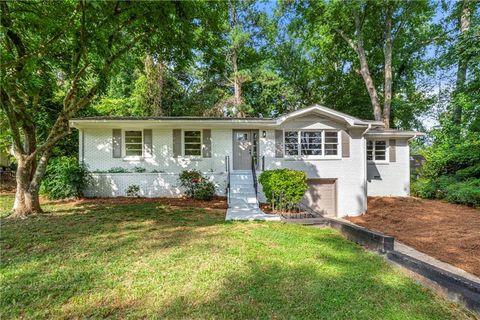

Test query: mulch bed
[347,197,480,278]
[259,203,316,219]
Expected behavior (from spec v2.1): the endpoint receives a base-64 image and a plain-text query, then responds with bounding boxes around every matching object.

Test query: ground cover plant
[0,195,473,319]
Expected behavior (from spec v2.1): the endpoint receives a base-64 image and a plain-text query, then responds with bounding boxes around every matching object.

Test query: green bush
[125,185,140,197]
[178,170,215,200]
[41,156,91,199]
[411,177,437,199]
[443,179,480,207]
[192,180,216,200]
[258,169,307,210]
[412,134,480,207]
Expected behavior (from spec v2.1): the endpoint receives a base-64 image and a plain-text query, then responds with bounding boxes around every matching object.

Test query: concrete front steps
[225,171,281,221]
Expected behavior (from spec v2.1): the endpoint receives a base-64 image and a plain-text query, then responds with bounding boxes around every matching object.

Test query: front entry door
[233,130,253,170]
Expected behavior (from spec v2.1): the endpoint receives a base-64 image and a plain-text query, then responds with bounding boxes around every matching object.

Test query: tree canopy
[1,0,479,214]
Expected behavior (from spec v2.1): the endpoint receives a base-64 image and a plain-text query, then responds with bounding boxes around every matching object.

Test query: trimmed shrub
[192,180,216,201]
[133,166,146,173]
[178,170,215,200]
[258,169,307,211]
[125,185,140,197]
[41,156,91,199]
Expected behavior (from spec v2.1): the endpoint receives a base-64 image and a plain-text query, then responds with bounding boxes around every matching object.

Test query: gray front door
[233,130,252,170]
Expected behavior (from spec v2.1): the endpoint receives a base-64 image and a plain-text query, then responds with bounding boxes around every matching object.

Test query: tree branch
[334,28,357,52]
[0,2,79,71]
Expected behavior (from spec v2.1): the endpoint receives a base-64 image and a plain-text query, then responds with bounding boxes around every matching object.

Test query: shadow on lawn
[0,202,469,319]
[71,256,464,319]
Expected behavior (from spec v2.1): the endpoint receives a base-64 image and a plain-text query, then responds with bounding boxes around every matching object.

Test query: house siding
[257,120,368,217]
[78,110,413,217]
[366,138,410,197]
[82,128,232,197]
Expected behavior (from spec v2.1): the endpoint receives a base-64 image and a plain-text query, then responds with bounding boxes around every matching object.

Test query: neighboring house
[70,105,422,217]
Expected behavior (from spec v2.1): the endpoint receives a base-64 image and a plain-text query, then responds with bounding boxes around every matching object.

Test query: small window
[184,131,201,156]
[324,132,338,155]
[367,140,387,161]
[124,130,143,157]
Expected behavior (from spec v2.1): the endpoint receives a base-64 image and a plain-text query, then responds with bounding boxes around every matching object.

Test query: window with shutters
[284,130,340,158]
[124,130,143,157]
[184,130,202,156]
[367,140,388,162]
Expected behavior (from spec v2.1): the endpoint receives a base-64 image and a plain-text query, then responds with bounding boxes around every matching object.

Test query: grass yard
[0,196,473,319]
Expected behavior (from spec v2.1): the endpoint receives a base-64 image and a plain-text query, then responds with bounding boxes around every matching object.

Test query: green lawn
[0,196,472,319]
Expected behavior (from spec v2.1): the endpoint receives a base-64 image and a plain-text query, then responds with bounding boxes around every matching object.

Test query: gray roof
[73,116,273,121]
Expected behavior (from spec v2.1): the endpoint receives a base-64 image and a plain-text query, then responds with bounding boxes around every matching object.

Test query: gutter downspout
[362,124,372,214]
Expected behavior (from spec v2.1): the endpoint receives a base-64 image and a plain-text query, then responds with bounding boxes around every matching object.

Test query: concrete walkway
[225,171,281,221]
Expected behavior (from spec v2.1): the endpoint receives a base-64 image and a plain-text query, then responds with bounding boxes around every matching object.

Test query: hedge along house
[69,105,422,218]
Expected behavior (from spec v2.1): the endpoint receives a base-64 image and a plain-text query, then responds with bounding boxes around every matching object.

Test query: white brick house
[70,105,422,218]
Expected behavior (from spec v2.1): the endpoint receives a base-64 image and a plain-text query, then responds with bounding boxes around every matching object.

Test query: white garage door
[302,179,336,217]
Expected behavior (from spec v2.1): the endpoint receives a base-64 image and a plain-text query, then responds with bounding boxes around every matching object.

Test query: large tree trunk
[453,0,472,125]
[383,3,393,128]
[153,61,164,117]
[229,0,244,117]
[353,10,383,122]
[12,159,42,217]
[11,149,51,218]
[145,54,164,116]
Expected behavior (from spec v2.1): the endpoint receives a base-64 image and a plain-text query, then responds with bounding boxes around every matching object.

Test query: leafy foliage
[412,132,480,207]
[40,156,91,199]
[178,170,216,200]
[258,169,308,211]
[125,185,140,197]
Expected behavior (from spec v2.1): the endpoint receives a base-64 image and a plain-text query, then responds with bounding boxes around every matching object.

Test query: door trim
[232,129,253,170]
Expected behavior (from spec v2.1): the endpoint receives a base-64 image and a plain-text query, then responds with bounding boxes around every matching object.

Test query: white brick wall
[367,138,410,197]
[258,126,367,217]
[86,172,227,197]
[80,119,411,216]
[82,128,232,197]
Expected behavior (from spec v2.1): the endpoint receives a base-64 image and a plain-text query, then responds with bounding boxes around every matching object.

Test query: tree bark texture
[353,9,383,122]
[383,2,393,128]
[453,0,472,125]
[229,0,244,117]
[2,1,146,216]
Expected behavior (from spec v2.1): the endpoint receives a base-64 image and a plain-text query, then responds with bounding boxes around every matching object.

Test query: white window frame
[367,139,389,163]
[182,129,202,157]
[283,130,341,159]
[122,129,144,160]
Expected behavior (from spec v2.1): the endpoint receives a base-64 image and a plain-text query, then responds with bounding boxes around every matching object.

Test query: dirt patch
[347,197,480,277]
[44,196,228,210]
